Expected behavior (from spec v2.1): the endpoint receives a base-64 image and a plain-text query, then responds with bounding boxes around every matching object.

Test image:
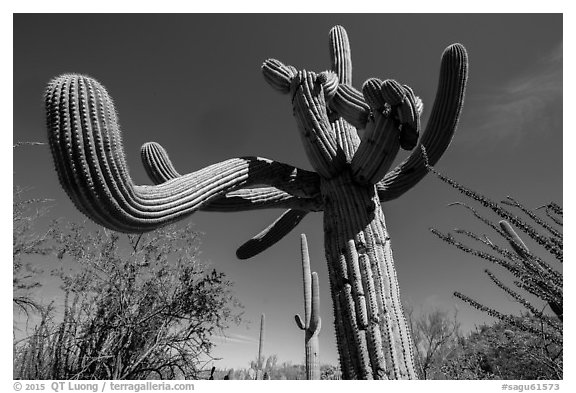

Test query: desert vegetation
[13,168,242,379]
[419,148,562,379]
[14,139,561,380]
[14,19,561,381]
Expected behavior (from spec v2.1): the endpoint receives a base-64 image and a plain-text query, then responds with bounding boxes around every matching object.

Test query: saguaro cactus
[295,234,321,380]
[45,24,468,379]
[257,313,265,370]
[246,314,267,380]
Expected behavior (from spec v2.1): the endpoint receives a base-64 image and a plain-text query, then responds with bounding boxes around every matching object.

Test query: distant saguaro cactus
[45,24,468,379]
[246,314,268,380]
[258,313,265,369]
[295,234,321,380]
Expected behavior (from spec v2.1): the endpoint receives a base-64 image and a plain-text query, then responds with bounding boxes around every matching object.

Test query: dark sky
[13,14,562,369]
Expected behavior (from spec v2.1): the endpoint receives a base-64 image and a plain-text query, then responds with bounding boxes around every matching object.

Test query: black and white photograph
[10,7,565,389]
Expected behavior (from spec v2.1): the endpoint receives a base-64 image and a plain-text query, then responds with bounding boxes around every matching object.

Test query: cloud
[462,43,562,144]
[212,332,259,345]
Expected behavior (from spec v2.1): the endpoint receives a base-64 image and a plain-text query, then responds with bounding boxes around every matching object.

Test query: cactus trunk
[321,172,416,379]
[304,331,320,380]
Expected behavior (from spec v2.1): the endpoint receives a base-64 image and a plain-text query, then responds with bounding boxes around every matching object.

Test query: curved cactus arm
[326,26,362,163]
[300,234,312,326]
[329,25,352,85]
[46,74,318,233]
[329,84,371,130]
[291,70,348,178]
[350,79,401,185]
[262,27,365,165]
[261,58,297,94]
[309,271,321,333]
[204,190,322,212]
[397,84,422,150]
[141,141,324,212]
[327,25,370,131]
[236,209,309,259]
[375,43,468,202]
[262,62,346,178]
[140,142,181,184]
[350,78,425,185]
[295,314,306,330]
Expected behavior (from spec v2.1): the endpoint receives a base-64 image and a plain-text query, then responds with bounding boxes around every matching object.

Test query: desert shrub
[13,221,242,380]
[441,316,562,379]
[423,147,562,379]
[407,307,460,379]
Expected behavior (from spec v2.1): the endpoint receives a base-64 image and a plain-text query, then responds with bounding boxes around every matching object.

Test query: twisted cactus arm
[327,26,370,130]
[377,43,468,201]
[320,32,468,193]
[326,27,362,166]
[292,70,348,178]
[261,58,296,94]
[294,234,321,379]
[330,84,370,130]
[203,191,321,212]
[350,79,424,185]
[262,62,346,178]
[141,141,319,256]
[236,209,308,259]
[349,79,400,184]
[140,141,323,212]
[46,74,318,233]
[325,40,467,190]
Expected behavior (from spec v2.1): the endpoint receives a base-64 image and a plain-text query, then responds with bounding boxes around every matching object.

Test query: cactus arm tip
[262,58,296,94]
[46,74,320,234]
[295,314,306,330]
[236,209,308,260]
[376,43,468,202]
[140,141,181,184]
[329,24,352,85]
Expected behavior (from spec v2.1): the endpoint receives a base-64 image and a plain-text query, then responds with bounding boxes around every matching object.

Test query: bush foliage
[13,218,242,380]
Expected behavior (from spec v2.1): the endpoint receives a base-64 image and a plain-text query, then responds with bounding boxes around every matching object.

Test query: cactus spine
[45,24,468,379]
[295,234,321,380]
